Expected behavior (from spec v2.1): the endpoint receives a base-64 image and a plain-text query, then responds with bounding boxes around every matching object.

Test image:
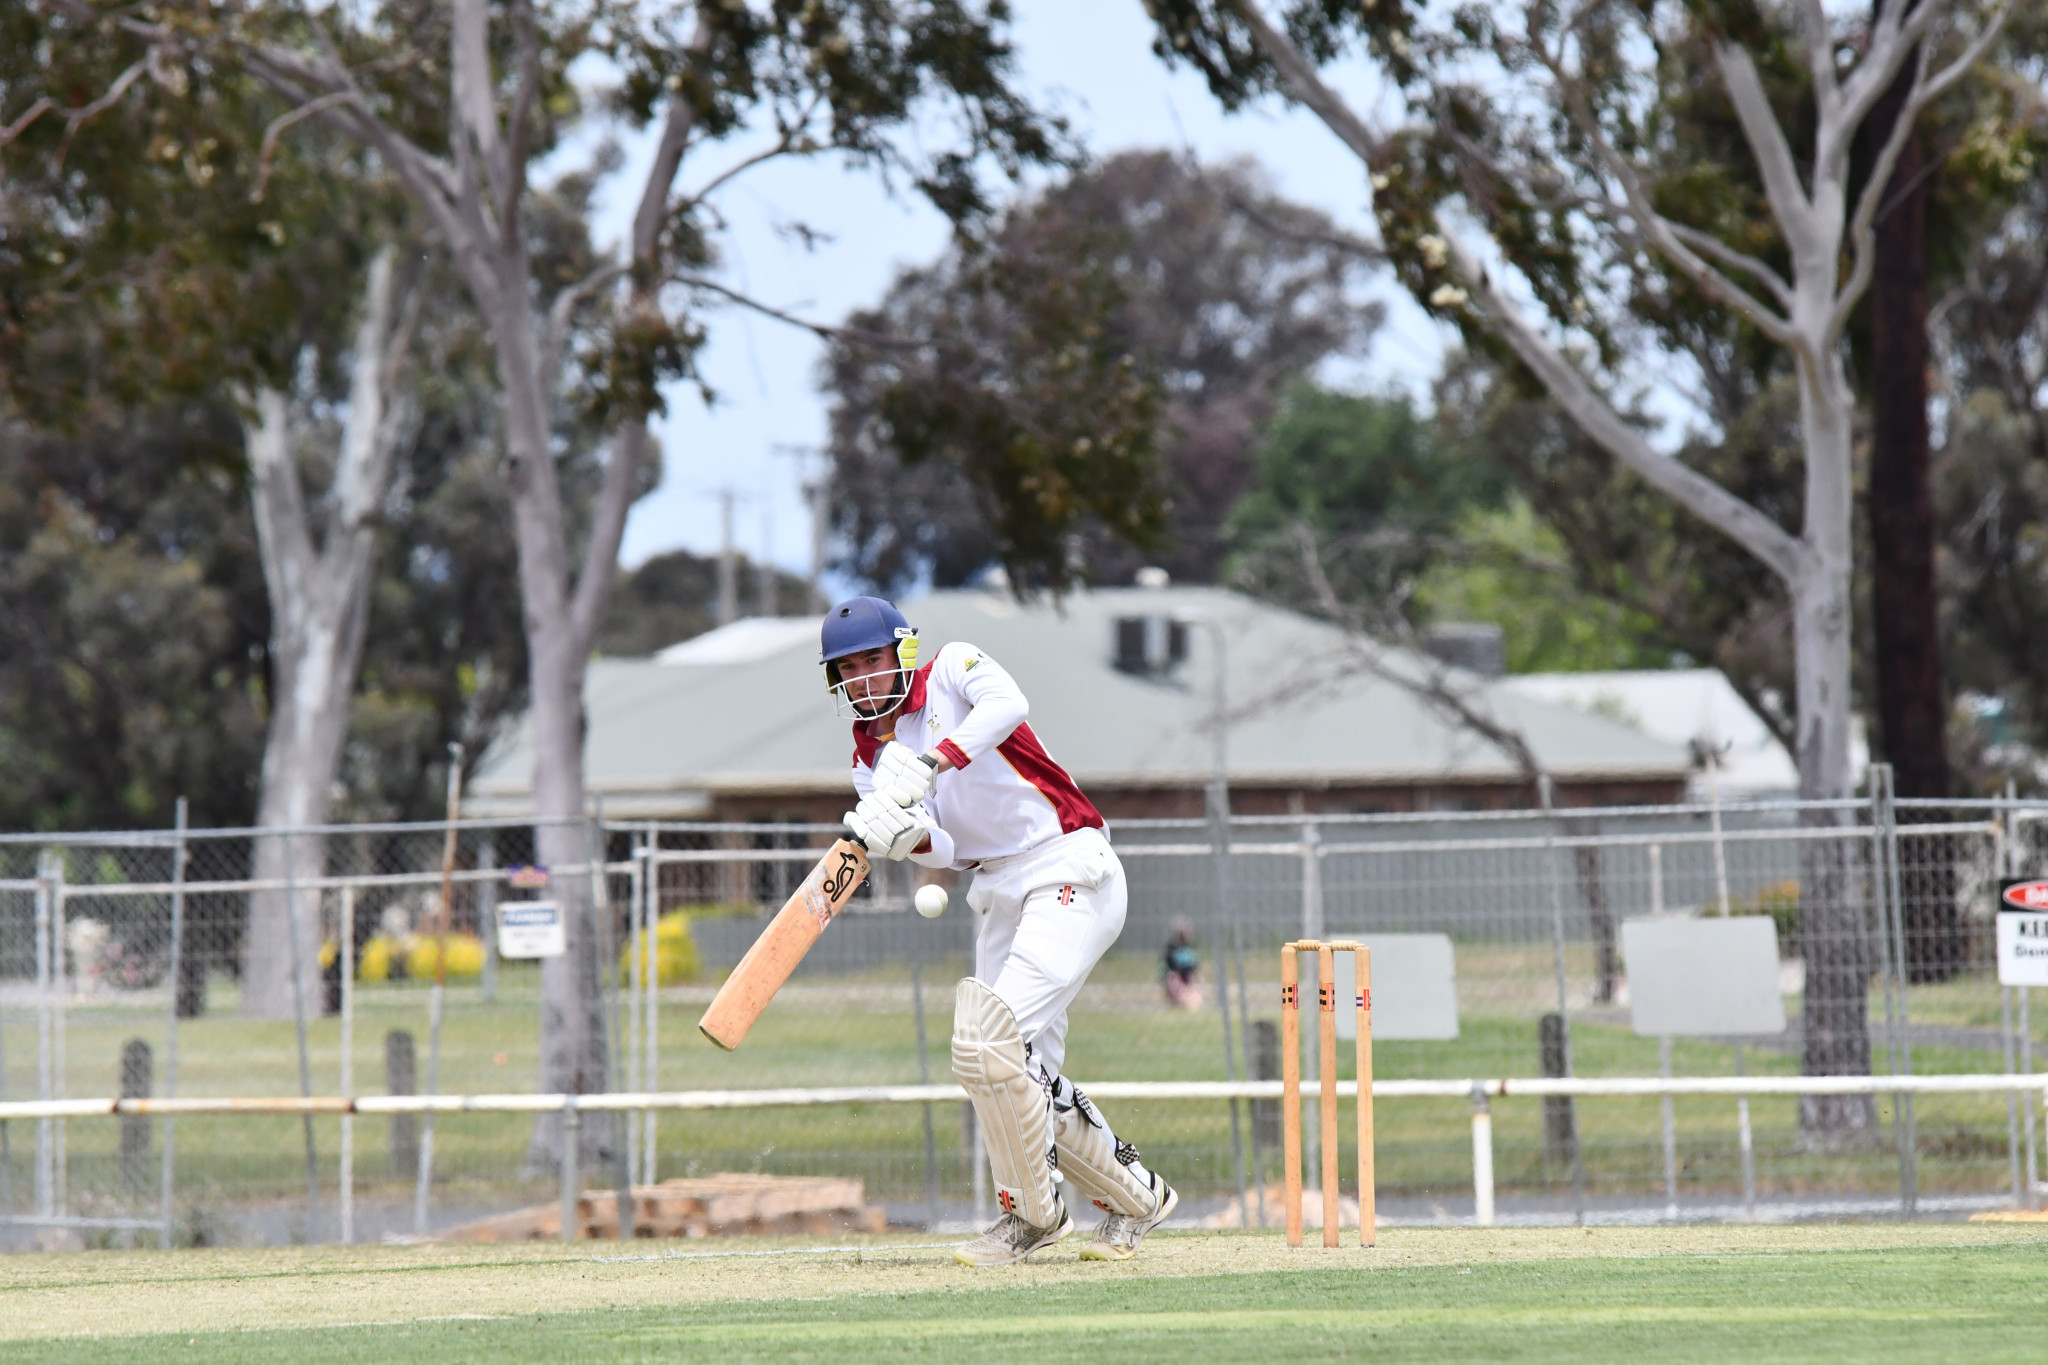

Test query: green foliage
[1431,352,1796,738]
[1224,379,1506,613]
[826,188,1169,595]
[1412,501,1678,674]
[1231,381,1501,543]
[595,550,815,659]
[0,402,268,831]
[826,152,1371,592]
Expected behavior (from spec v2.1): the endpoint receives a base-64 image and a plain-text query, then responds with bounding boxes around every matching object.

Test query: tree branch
[449,0,513,238]
[568,420,647,654]
[504,0,543,232]
[1224,0,1385,167]
[0,96,55,149]
[1529,39,1797,342]
[241,386,315,622]
[676,110,823,221]
[1440,221,1808,585]
[1290,522,1546,792]
[540,260,628,399]
[1714,45,1822,259]
[1794,0,1840,105]
[1827,0,2016,346]
[49,56,149,169]
[249,92,352,203]
[1667,223,1794,307]
[630,14,717,270]
[1911,0,2020,111]
[330,247,416,538]
[673,274,919,348]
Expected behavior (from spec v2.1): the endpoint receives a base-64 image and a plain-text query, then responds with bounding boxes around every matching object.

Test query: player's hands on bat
[845,793,929,860]
[873,740,940,807]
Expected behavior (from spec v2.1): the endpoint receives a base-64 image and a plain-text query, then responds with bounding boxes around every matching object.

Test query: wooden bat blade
[697,838,871,1052]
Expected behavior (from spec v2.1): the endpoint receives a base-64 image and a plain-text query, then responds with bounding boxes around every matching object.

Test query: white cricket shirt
[850,641,1103,869]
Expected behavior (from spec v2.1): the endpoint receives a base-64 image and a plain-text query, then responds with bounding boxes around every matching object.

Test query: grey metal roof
[468,586,1690,816]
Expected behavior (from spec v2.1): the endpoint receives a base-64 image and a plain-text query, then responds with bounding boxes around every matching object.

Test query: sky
[587,0,1451,583]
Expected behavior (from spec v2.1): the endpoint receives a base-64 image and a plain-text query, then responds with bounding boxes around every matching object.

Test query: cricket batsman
[822,595,1178,1265]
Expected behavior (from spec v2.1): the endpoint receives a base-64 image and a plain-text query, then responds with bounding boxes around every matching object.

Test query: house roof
[1501,668,1864,797]
[467,586,1692,817]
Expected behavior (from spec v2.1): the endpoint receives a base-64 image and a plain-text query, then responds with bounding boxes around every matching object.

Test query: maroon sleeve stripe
[995,722,1103,834]
[936,738,972,770]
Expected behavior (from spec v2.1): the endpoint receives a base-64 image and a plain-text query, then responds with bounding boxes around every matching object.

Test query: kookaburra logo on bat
[821,848,865,900]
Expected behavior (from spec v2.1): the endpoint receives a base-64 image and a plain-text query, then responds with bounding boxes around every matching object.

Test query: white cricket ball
[915,884,949,919]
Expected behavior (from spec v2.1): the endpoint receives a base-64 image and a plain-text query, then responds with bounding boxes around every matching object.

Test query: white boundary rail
[3,1073,2042,1239]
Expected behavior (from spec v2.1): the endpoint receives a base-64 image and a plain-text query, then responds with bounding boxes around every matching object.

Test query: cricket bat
[697,838,872,1051]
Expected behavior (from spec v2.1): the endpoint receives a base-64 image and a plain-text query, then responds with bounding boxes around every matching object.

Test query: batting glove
[873,740,941,807]
[845,793,928,860]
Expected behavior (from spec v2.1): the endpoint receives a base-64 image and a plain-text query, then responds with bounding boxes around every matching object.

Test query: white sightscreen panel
[1322,934,1460,1041]
[1622,915,1786,1037]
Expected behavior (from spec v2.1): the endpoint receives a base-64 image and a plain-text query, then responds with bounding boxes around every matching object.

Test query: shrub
[406,932,486,981]
[620,911,702,986]
[357,935,403,982]
[1743,880,1801,951]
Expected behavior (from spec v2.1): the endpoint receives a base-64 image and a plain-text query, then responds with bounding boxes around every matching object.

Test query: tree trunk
[1790,362,1880,1135]
[1859,26,1960,982]
[240,252,409,1018]
[485,276,627,1176]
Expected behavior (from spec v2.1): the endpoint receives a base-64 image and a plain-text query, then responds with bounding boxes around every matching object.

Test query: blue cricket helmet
[821,597,920,718]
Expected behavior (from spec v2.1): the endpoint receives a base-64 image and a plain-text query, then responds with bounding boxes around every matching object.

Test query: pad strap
[1049,1077,1161,1217]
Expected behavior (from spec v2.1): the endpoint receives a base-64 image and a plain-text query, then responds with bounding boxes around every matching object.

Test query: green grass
[3,1226,2046,1361]
[4,951,2041,1221]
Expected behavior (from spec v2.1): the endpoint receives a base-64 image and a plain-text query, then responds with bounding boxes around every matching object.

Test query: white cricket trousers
[966,826,1125,1081]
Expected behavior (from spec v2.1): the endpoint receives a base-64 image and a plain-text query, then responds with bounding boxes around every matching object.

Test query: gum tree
[112,0,1063,1166]
[1144,0,2013,1135]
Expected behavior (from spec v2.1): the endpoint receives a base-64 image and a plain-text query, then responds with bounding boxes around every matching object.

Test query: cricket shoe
[1079,1178,1178,1262]
[953,1198,1074,1267]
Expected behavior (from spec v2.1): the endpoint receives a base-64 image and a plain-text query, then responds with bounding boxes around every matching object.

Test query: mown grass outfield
[2,1224,2045,1361]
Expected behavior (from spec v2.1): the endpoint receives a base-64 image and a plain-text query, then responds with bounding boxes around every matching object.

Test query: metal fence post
[159,798,187,1248]
[559,1098,581,1242]
[34,849,54,1221]
[1539,777,1585,1225]
[1300,825,1322,1203]
[642,822,660,1187]
[340,884,356,1247]
[1873,766,1916,1217]
[1735,1043,1755,1220]
[479,842,499,1003]
[280,828,320,1239]
[912,958,939,1229]
[590,815,633,1241]
[2005,983,2024,1209]
[623,833,643,1191]
[1470,1083,1494,1227]
[1659,1036,1677,1221]
[48,848,67,1220]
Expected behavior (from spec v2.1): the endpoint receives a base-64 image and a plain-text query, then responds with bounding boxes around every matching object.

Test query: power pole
[716,488,738,627]
[756,501,776,618]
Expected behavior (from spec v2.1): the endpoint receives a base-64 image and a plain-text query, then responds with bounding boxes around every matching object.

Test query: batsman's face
[837,645,901,712]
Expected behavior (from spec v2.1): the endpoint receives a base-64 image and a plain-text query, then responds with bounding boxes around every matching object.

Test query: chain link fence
[2,779,2045,1248]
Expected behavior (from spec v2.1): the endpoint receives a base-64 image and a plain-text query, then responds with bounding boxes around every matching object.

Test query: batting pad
[951,977,1061,1229]
[1052,1082,1161,1217]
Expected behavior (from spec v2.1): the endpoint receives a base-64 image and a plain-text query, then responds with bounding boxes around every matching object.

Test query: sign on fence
[498,901,565,959]
[1622,916,1785,1037]
[1328,934,1460,1040]
[1997,880,2048,986]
